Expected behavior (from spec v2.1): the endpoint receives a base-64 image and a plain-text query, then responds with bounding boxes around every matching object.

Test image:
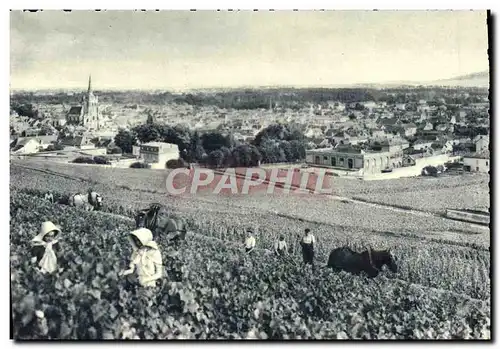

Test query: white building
[474,135,490,153]
[463,150,490,173]
[306,145,404,174]
[140,142,180,169]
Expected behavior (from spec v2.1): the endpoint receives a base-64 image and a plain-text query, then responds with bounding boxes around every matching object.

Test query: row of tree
[114,123,307,168]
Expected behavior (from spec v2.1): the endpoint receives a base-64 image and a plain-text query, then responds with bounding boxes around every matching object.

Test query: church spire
[87,74,92,93]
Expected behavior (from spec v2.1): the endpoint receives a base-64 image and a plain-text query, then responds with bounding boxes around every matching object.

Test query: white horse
[69,191,103,211]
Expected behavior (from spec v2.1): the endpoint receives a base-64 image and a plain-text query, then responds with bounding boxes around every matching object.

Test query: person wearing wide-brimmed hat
[31,221,61,274]
[244,227,256,254]
[119,228,163,287]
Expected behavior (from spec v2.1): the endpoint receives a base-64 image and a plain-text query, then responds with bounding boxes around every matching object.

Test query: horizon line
[9,69,489,93]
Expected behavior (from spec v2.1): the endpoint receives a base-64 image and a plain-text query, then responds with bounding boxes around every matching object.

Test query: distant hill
[353,71,490,89]
[431,71,489,88]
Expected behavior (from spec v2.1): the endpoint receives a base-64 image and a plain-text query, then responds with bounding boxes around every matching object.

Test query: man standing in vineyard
[119,228,163,287]
[244,228,256,254]
[300,228,315,266]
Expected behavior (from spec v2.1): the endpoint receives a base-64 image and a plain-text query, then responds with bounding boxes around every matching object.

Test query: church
[66,75,100,130]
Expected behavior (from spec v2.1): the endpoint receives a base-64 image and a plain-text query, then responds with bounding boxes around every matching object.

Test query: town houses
[10,82,489,177]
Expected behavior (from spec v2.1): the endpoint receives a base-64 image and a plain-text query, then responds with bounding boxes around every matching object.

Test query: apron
[301,239,314,265]
[132,249,162,287]
[38,241,59,274]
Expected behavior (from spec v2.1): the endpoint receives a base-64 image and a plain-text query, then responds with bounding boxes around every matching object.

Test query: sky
[10,10,489,91]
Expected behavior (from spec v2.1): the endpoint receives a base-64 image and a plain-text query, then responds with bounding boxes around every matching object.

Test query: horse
[69,191,103,211]
[135,203,188,246]
[326,246,398,278]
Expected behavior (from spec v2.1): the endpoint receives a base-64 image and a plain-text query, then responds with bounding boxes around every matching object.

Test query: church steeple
[87,74,92,94]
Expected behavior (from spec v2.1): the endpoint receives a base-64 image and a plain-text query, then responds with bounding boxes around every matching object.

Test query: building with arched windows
[305,145,403,174]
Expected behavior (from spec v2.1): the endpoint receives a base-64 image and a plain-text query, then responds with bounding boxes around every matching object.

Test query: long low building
[140,141,180,169]
[305,146,404,174]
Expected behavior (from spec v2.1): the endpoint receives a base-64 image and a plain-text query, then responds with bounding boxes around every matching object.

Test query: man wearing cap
[244,228,256,254]
[300,228,316,266]
[31,221,61,274]
[119,228,163,287]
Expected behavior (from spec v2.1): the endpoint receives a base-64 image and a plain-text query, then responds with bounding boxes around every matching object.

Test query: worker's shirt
[245,236,256,249]
[274,240,288,252]
[302,234,316,245]
[130,248,163,287]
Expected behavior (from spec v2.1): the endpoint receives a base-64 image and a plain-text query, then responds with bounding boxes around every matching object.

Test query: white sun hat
[32,221,61,243]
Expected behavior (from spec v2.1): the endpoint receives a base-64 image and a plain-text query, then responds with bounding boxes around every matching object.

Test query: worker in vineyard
[300,228,315,266]
[244,228,256,254]
[31,221,61,275]
[119,228,163,287]
[44,192,54,203]
[274,235,288,257]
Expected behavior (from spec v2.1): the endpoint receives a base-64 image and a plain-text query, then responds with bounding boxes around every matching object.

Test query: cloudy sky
[10,10,489,90]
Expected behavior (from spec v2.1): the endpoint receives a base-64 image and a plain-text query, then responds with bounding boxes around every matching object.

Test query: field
[10,159,491,339]
[10,160,491,248]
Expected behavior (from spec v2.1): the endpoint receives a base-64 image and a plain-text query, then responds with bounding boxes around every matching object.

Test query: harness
[367,248,380,271]
[146,205,162,231]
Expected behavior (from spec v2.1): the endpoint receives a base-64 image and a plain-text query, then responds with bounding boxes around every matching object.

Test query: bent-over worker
[119,228,163,287]
[274,235,288,256]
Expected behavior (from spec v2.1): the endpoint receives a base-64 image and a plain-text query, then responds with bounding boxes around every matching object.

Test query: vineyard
[10,160,491,340]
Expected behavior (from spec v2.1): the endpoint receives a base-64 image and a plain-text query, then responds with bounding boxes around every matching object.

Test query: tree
[207,150,224,168]
[220,146,233,167]
[248,144,262,166]
[170,124,193,158]
[11,103,39,119]
[187,131,204,163]
[166,158,188,169]
[133,124,161,143]
[289,140,306,161]
[253,123,305,147]
[114,130,137,154]
[201,132,231,153]
[279,141,293,162]
[231,144,261,167]
[258,139,281,164]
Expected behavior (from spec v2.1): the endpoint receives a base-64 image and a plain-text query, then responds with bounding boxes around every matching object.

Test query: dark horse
[326,246,398,278]
[135,203,187,246]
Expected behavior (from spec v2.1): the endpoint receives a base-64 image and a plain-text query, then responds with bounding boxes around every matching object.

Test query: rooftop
[464,150,490,159]
[142,142,179,148]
